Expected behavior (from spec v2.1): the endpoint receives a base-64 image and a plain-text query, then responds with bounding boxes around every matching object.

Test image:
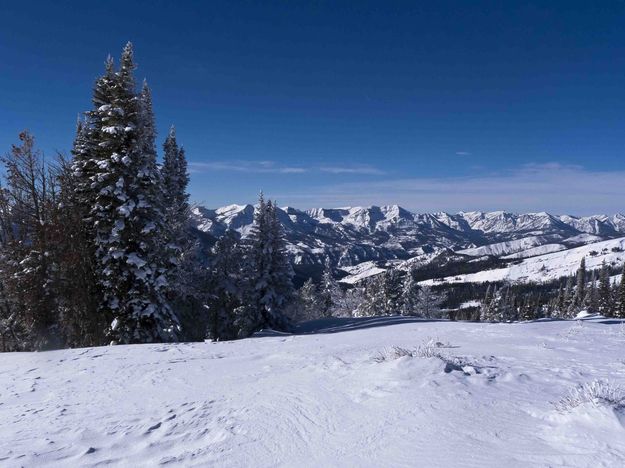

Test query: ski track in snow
[1,319,625,467]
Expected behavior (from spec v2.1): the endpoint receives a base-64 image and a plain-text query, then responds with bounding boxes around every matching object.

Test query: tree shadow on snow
[291,316,443,336]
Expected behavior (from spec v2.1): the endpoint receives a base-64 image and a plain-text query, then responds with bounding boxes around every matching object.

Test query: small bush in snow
[373,338,451,362]
[414,341,442,358]
[373,346,415,362]
[554,380,625,412]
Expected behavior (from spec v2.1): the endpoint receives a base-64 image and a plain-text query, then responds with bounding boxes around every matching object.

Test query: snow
[457,236,557,257]
[2,318,625,467]
[423,236,625,286]
[339,261,386,284]
[502,243,566,259]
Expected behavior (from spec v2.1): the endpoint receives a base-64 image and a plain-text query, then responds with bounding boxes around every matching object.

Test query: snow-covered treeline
[0,44,296,351]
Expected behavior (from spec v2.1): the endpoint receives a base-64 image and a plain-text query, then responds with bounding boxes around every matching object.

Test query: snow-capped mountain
[192,205,625,265]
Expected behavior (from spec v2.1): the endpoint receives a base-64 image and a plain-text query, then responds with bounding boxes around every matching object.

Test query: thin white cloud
[319,165,386,175]
[189,161,384,175]
[276,163,625,215]
[455,151,472,156]
[189,161,307,174]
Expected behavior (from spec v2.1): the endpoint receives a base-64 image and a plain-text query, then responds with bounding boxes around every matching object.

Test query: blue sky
[1,1,624,214]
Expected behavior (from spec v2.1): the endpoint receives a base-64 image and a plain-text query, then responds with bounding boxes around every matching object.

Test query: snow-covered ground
[2,318,625,467]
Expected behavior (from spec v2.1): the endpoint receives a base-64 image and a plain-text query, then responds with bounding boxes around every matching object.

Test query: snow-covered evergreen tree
[72,43,179,344]
[161,125,190,260]
[572,257,586,312]
[597,261,612,316]
[400,269,420,316]
[382,269,403,314]
[355,274,386,317]
[417,284,446,319]
[236,194,294,335]
[617,265,625,319]
[583,270,598,313]
[294,278,322,322]
[479,285,493,322]
[552,282,565,318]
[564,275,576,318]
[319,260,342,318]
[205,230,244,340]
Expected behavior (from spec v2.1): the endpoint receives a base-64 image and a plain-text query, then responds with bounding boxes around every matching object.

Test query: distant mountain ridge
[191,205,625,275]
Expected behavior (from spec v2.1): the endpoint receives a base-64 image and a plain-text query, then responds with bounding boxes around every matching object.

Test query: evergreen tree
[417,284,446,319]
[479,285,493,322]
[206,230,243,340]
[295,278,322,322]
[161,125,190,261]
[382,269,403,314]
[162,126,189,220]
[583,270,598,313]
[355,274,386,317]
[572,257,586,311]
[520,294,535,321]
[564,275,576,318]
[554,282,565,318]
[497,286,513,322]
[319,260,342,318]
[73,43,178,344]
[400,269,420,316]
[617,265,625,319]
[237,194,294,335]
[53,152,105,347]
[597,261,612,316]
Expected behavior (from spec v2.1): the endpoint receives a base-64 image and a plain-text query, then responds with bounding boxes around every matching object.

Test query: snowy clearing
[2,317,625,467]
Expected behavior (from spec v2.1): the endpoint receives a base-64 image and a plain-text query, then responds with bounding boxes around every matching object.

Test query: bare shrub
[554,380,625,412]
[373,346,415,363]
[373,338,451,362]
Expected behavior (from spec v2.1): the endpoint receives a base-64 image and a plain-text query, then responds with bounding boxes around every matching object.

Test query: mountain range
[191,204,625,284]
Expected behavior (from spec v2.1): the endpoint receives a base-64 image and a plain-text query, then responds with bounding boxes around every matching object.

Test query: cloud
[319,165,386,175]
[276,163,625,215]
[455,151,472,156]
[189,161,307,174]
[189,161,384,175]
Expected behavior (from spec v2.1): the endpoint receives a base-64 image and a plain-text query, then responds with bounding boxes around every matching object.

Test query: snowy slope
[502,243,567,259]
[457,236,559,257]
[2,318,625,467]
[423,237,625,286]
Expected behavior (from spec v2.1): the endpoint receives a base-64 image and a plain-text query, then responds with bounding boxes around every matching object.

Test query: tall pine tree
[72,43,178,343]
[237,194,294,335]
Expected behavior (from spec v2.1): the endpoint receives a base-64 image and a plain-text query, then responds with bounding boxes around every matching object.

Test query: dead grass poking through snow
[554,380,625,412]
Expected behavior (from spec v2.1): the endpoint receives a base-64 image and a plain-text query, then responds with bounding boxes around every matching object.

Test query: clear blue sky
[2,1,624,214]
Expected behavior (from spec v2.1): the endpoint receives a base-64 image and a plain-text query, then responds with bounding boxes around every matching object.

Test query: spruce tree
[417,284,446,319]
[207,230,243,340]
[296,278,322,322]
[573,257,586,311]
[237,194,294,335]
[73,43,178,343]
[400,269,420,316]
[382,269,403,314]
[355,275,386,317]
[479,285,493,322]
[597,261,612,316]
[554,282,565,318]
[583,270,598,313]
[161,125,190,255]
[319,261,342,318]
[617,265,625,319]
[564,275,576,318]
